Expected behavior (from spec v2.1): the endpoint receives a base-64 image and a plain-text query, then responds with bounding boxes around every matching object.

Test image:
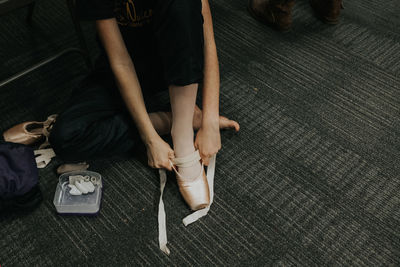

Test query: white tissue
[68,184,82,196]
[75,180,89,194]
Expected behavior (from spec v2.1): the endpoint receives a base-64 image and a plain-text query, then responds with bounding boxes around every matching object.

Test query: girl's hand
[194,118,221,166]
[145,136,175,171]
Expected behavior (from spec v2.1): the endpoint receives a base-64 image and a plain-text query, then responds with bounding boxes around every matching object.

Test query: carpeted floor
[1,0,399,265]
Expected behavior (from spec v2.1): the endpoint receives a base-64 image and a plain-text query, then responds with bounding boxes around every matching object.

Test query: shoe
[171,150,210,211]
[247,0,296,32]
[3,114,57,147]
[157,151,217,255]
[310,0,343,24]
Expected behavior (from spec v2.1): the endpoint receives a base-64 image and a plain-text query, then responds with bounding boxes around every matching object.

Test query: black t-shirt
[77,0,166,92]
[77,0,158,58]
[77,0,154,27]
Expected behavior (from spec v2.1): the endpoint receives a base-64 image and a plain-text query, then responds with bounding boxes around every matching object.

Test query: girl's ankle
[174,144,195,158]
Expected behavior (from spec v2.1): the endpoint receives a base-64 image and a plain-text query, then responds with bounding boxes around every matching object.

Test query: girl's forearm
[112,63,159,144]
[201,0,220,125]
[96,19,159,144]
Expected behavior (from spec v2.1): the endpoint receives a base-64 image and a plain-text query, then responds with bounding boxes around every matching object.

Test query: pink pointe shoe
[3,114,57,147]
[170,150,210,210]
[157,150,216,255]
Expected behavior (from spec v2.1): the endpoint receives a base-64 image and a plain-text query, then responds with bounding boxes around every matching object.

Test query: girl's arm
[96,18,158,144]
[96,18,174,169]
[195,0,221,165]
[201,0,220,125]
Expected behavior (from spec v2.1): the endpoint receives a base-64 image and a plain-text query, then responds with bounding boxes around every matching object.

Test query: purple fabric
[0,142,38,199]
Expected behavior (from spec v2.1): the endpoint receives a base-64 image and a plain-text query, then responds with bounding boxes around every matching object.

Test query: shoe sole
[247,0,292,32]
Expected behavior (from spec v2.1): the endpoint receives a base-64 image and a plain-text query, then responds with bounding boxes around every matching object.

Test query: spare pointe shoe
[170,150,210,211]
[3,114,57,147]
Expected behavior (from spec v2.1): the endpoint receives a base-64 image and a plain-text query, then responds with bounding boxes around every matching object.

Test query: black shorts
[93,0,205,94]
[49,0,205,161]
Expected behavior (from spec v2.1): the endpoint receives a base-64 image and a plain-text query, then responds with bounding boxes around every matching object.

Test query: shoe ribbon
[39,114,57,149]
[34,114,58,168]
[158,153,216,256]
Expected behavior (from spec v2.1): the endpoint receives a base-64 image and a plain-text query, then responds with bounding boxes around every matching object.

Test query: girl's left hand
[194,119,221,166]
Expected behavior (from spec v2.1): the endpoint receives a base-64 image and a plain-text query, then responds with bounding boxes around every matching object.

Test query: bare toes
[219,116,240,132]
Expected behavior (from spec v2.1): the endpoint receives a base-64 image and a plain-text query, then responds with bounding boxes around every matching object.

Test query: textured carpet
[1,0,400,265]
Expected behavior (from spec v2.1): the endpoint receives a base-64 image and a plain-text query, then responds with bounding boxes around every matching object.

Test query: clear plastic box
[53,170,103,215]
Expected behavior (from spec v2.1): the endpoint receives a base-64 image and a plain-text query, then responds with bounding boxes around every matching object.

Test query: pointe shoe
[3,114,57,147]
[170,150,210,211]
[157,152,216,255]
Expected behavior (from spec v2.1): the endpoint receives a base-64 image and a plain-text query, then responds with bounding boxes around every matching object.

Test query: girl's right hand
[145,136,175,171]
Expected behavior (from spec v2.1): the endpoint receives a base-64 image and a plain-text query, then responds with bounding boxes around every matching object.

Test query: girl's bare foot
[193,105,240,132]
[149,106,239,136]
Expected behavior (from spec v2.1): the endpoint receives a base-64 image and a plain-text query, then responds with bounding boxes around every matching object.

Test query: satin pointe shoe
[157,151,216,255]
[3,114,57,147]
[170,150,210,211]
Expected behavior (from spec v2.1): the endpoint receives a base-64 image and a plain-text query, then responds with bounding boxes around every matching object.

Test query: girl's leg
[154,106,240,134]
[149,112,171,136]
[151,107,240,137]
[152,0,206,180]
[49,72,171,162]
[169,84,202,179]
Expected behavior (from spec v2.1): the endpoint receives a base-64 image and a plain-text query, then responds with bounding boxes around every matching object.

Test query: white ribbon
[158,168,171,256]
[158,154,216,255]
[34,148,56,168]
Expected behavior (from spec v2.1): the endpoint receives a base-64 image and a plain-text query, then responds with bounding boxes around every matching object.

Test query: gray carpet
[1,0,400,265]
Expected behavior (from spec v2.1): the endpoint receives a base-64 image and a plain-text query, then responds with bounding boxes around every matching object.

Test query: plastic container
[53,170,103,215]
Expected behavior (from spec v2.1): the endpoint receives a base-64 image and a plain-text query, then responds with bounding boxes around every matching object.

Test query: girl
[49,0,240,209]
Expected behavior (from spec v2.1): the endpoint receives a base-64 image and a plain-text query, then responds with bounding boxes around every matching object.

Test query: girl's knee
[49,117,85,161]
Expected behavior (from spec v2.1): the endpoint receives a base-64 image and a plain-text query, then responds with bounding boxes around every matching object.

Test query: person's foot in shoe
[172,133,203,182]
[310,0,343,24]
[247,0,296,32]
